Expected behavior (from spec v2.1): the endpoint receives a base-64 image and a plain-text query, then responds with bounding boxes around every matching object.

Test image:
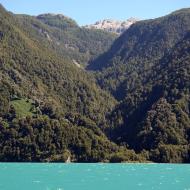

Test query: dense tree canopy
[0,4,190,163]
[88,9,190,162]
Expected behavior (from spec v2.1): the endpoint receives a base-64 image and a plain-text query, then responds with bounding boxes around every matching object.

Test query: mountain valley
[0,5,190,163]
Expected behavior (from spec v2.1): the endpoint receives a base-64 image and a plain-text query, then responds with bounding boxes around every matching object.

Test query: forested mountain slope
[88,9,190,162]
[88,8,190,99]
[1,4,190,163]
[0,5,146,162]
[16,13,117,67]
[107,33,190,160]
[0,5,116,122]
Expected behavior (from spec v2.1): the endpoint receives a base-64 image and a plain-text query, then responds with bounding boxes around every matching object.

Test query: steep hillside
[88,9,190,162]
[17,13,117,67]
[88,9,190,99]
[109,32,190,145]
[0,5,117,122]
[0,5,146,162]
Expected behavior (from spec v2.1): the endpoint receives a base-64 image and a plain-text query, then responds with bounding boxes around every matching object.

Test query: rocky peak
[84,18,139,35]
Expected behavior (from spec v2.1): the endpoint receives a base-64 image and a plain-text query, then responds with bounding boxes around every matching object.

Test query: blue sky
[0,0,190,25]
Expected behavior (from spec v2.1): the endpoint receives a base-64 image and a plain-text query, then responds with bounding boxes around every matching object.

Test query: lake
[0,163,189,190]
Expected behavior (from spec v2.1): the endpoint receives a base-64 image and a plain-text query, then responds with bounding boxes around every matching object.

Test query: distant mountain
[84,18,139,34]
[15,13,117,67]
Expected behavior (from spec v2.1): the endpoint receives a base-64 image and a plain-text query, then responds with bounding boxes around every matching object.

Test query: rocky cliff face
[84,18,139,34]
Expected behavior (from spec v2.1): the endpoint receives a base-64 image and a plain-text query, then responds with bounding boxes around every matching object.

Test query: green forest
[0,4,190,163]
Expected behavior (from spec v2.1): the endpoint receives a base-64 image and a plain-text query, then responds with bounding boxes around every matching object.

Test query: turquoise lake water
[0,163,190,190]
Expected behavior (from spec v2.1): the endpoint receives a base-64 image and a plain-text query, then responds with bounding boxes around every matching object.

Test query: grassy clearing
[11,98,36,118]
